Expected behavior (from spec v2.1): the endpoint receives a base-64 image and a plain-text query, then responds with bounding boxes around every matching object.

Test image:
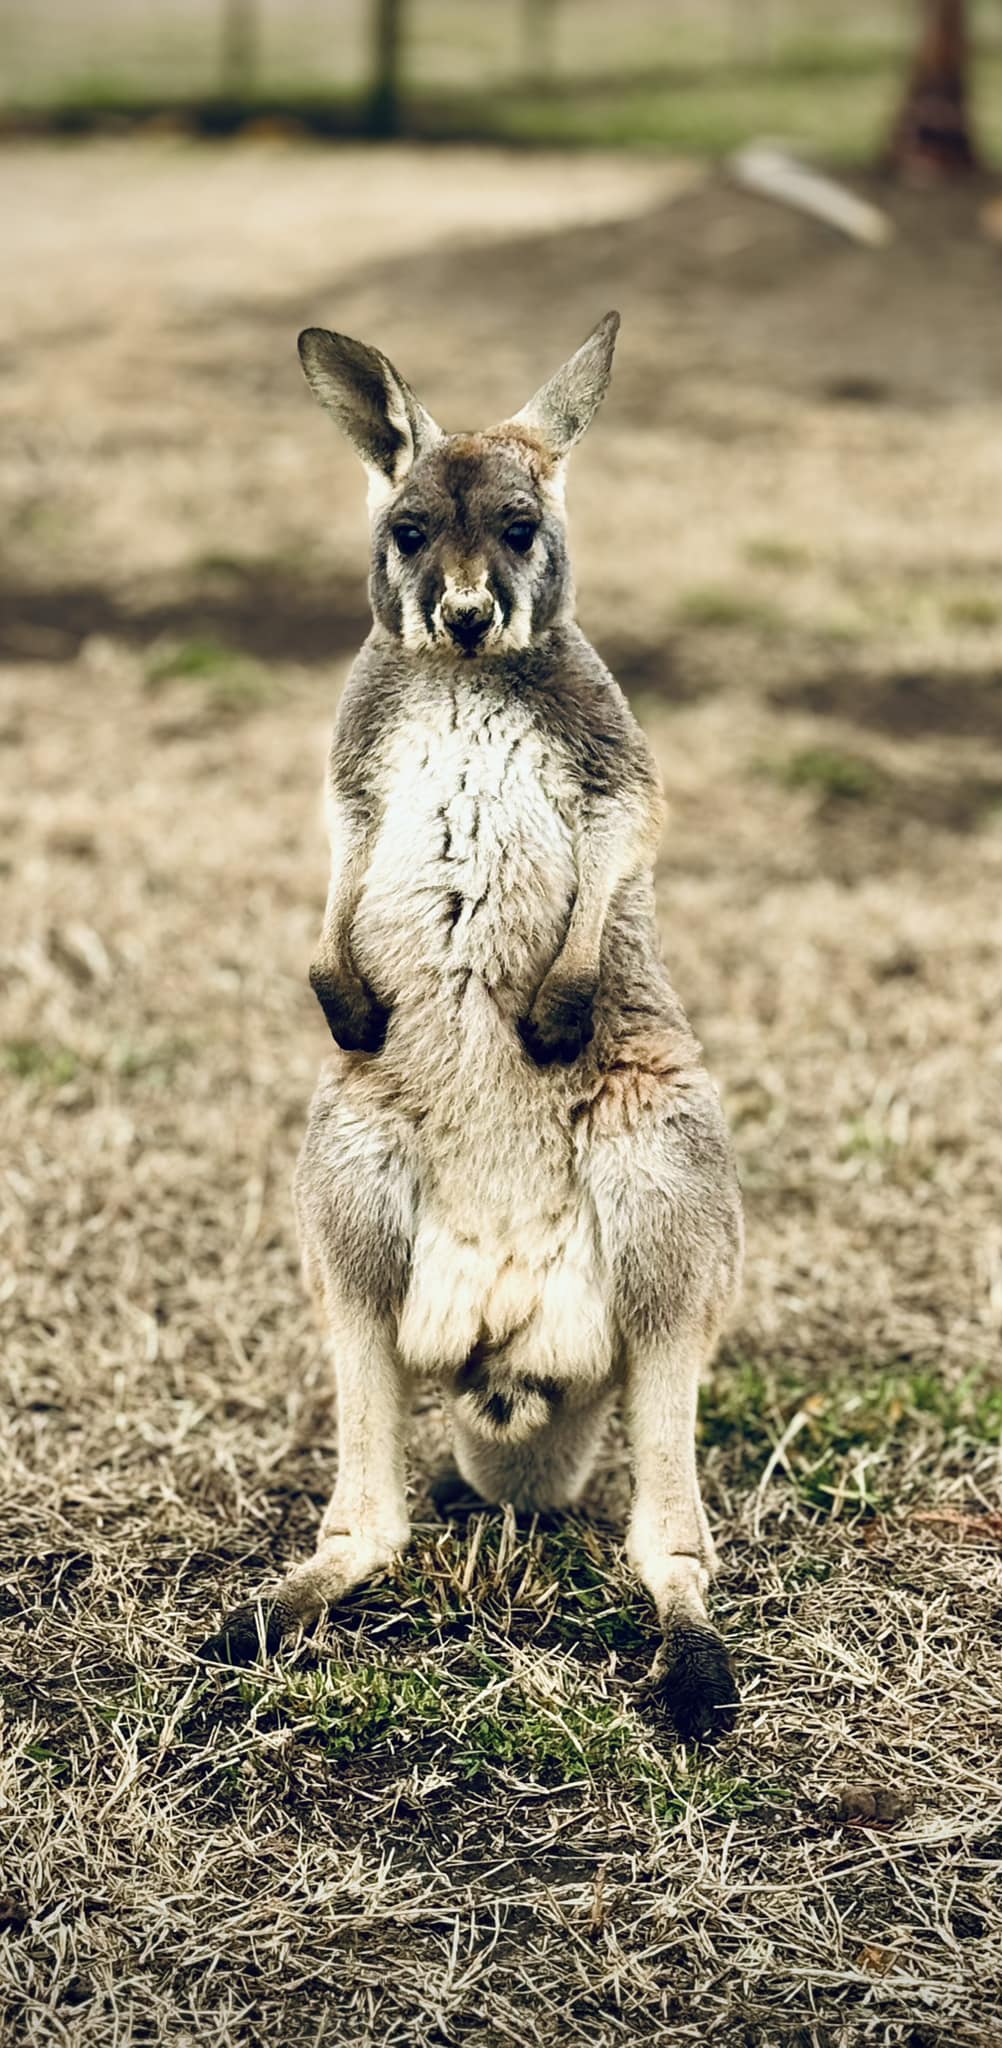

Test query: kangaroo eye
[393,523,426,557]
[503,521,537,555]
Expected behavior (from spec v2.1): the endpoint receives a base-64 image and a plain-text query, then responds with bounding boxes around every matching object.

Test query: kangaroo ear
[298,328,442,496]
[510,311,620,462]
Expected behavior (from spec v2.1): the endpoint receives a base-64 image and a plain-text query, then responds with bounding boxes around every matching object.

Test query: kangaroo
[199,314,744,1740]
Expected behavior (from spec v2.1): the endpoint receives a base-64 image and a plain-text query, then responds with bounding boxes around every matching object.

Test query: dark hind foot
[430,1462,485,1521]
[196,1596,295,1667]
[647,1623,740,1743]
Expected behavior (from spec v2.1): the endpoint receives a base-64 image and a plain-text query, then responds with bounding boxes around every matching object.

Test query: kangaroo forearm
[519,822,635,1065]
[550,858,618,991]
[551,798,652,989]
[309,813,388,1054]
[312,798,373,974]
[314,865,364,977]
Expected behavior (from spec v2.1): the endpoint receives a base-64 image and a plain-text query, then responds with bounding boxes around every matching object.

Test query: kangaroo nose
[442,594,493,652]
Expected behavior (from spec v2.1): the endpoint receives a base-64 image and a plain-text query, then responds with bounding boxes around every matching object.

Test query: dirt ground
[1,140,1001,2047]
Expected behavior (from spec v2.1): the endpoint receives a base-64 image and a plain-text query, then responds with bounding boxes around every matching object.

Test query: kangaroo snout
[441,588,495,653]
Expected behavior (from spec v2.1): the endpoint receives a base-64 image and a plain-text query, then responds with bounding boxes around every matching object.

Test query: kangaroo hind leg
[587,1103,743,1742]
[199,1289,410,1664]
[199,1089,415,1665]
[625,1316,738,1741]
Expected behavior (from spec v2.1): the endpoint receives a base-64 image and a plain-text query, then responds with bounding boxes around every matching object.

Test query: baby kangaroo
[200,313,744,1740]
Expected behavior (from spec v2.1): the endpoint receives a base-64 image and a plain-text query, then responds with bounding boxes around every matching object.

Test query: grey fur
[199,320,744,1743]
[298,328,442,484]
[513,310,621,457]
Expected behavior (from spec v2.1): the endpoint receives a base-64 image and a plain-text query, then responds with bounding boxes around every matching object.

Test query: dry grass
[1,142,1001,2046]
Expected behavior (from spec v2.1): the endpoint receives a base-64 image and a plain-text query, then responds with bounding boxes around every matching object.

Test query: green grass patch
[743,537,812,573]
[811,614,869,645]
[193,550,258,579]
[145,637,240,684]
[677,586,786,633]
[144,636,274,714]
[109,1035,195,1084]
[23,1737,73,1782]
[542,1518,652,1654]
[767,745,885,802]
[2,1038,80,1087]
[1,1035,195,1093]
[702,1357,1002,1516]
[459,66,901,161]
[233,1649,766,1823]
[944,593,1002,632]
[370,1513,654,1665]
[838,1114,900,1164]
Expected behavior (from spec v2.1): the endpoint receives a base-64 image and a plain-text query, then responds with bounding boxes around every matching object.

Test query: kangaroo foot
[645,1622,739,1743]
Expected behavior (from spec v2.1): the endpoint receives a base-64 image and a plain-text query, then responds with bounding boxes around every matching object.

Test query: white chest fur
[352,683,577,1013]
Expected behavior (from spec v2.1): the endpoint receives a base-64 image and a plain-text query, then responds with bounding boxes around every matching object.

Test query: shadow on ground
[0,564,370,668]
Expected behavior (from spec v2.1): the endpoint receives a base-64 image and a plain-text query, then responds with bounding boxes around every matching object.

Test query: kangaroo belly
[350,689,575,1013]
[396,1177,614,1397]
[339,684,613,1395]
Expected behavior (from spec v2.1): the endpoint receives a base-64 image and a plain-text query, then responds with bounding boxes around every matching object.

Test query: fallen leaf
[835,1783,910,1826]
[980,195,1002,242]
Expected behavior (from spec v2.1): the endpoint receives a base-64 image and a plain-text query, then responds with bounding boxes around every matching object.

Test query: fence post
[220,0,260,98]
[521,0,560,86]
[368,0,406,136]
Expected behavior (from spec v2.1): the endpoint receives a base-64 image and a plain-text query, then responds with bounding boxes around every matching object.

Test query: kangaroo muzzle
[441,587,495,654]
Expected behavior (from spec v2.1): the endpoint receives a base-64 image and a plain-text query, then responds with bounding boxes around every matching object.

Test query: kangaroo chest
[352,685,577,1007]
[343,682,611,1389]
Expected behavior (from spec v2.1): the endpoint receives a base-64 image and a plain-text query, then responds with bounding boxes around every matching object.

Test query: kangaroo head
[298,313,619,657]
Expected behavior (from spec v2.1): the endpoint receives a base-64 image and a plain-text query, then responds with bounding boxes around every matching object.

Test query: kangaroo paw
[309,965,390,1055]
[518,977,596,1067]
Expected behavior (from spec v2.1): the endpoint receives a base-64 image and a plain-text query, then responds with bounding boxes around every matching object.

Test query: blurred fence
[0,1,921,104]
[1,0,1001,148]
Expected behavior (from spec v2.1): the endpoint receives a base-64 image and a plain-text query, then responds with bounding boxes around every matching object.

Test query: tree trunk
[885,0,979,180]
[220,0,259,98]
[368,0,405,137]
